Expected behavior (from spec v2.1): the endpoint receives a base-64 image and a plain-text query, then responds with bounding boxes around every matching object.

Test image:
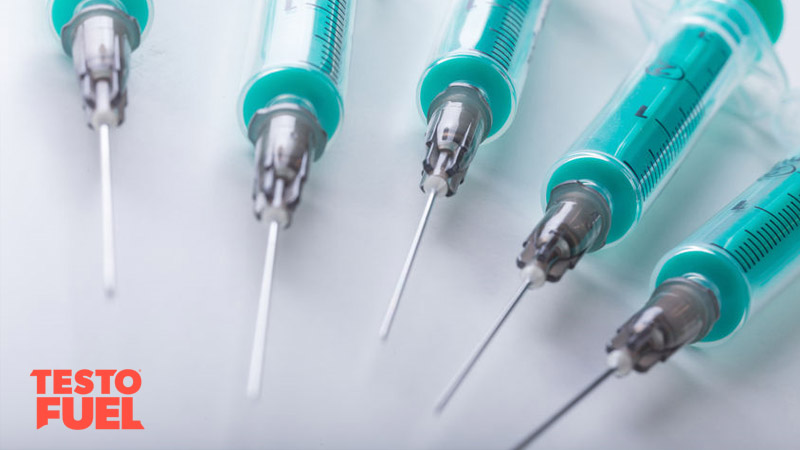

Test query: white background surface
[2,0,800,449]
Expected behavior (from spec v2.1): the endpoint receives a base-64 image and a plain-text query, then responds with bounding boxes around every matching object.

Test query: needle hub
[518,182,612,283]
[62,4,140,128]
[607,277,720,375]
[421,83,492,196]
[249,101,327,227]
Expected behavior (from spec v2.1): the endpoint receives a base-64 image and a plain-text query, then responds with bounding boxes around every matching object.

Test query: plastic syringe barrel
[239,0,356,142]
[655,155,800,343]
[608,155,800,374]
[239,0,356,225]
[418,0,551,140]
[546,0,781,245]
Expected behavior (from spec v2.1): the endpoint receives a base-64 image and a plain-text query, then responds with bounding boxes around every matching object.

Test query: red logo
[30,370,144,430]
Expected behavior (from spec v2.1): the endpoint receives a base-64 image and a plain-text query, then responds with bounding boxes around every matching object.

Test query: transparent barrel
[656,155,800,342]
[240,0,356,139]
[546,0,779,244]
[50,0,153,36]
[418,0,551,139]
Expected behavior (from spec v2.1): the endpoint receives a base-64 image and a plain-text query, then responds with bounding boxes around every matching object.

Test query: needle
[435,281,532,413]
[98,123,116,298]
[379,190,438,340]
[246,220,280,399]
[512,368,616,449]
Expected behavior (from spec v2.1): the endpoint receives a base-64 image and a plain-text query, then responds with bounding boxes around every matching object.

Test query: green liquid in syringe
[586,26,732,201]
[709,161,800,291]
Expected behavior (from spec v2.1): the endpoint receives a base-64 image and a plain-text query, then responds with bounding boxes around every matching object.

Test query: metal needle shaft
[379,191,438,340]
[246,220,280,399]
[98,123,116,298]
[435,281,532,413]
[512,368,616,449]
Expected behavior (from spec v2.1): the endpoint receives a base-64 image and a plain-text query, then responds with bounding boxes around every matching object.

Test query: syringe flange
[517,182,612,283]
[607,277,720,375]
[421,83,492,196]
[61,4,141,129]
[248,103,328,228]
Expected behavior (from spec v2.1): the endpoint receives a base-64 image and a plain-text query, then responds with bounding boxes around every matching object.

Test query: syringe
[239,0,356,399]
[50,0,153,297]
[380,0,552,340]
[434,0,787,411]
[515,154,800,447]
